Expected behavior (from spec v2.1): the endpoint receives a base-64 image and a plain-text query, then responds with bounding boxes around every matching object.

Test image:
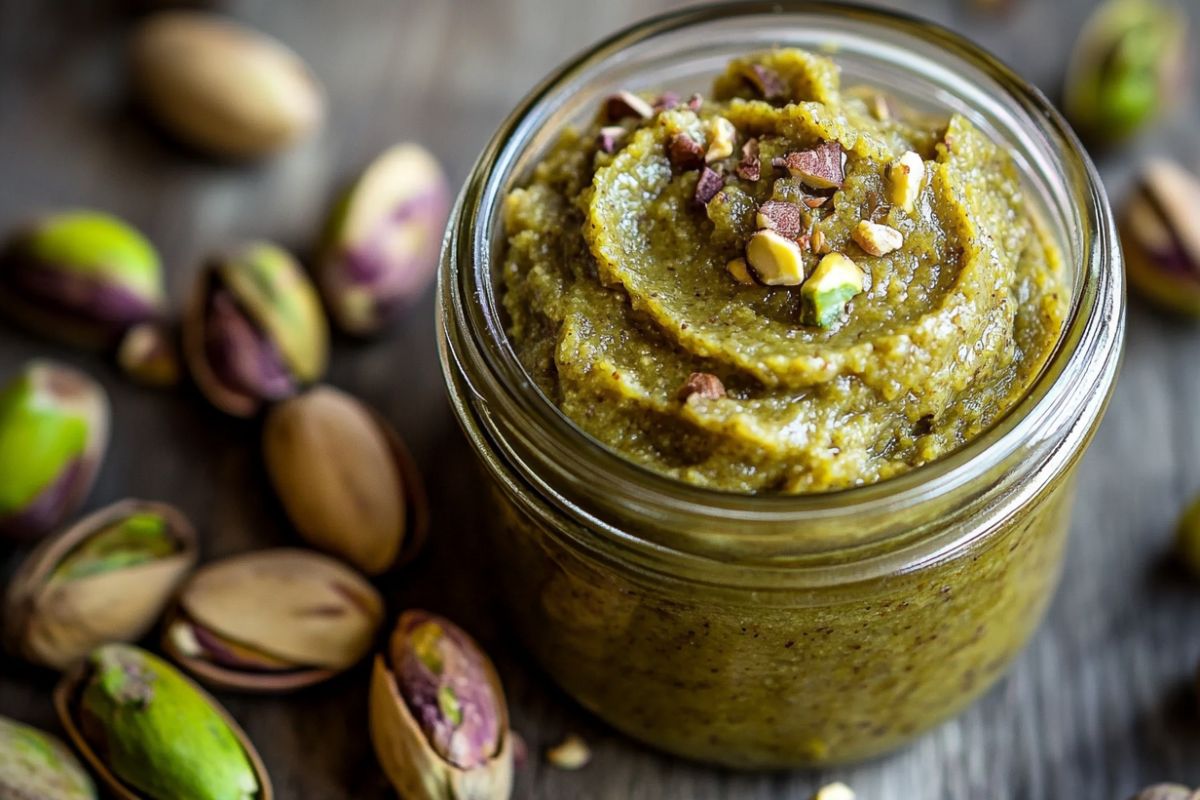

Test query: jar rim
[440,0,1124,559]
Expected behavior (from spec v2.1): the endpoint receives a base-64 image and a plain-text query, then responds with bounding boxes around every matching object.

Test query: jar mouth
[442,1,1123,553]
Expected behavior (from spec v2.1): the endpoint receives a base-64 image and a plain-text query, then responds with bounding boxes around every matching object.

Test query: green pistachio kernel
[51,512,174,583]
[800,253,864,328]
[0,715,96,800]
[24,211,163,302]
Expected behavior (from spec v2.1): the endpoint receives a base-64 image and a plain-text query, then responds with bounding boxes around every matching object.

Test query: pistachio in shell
[183,241,328,417]
[0,360,109,541]
[0,210,165,348]
[56,643,270,800]
[117,321,181,388]
[370,610,513,800]
[263,385,429,575]
[130,11,323,159]
[1120,159,1200,316]
[316,143,452,335]
[3,499,197,670]
[163,547,383,692]
[0,714,96,800]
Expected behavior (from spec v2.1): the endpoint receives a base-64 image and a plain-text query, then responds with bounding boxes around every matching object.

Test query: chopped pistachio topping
[852,220,904,257]
[546,733,591,770]
[726,257,756,285]
[801,253,864,328]
[888,150,925,212]
[779,142,844,189]
[705,117,737,163]
[746,230,807,286]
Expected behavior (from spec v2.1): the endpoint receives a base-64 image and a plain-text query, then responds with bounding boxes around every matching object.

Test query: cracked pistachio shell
[317,143,451,335]
[0,211,165,348]
[3,499,197,670]
[370,610,513,800]
[163,548,383,692]
[56,643,270,800]
[131,11,323,159]
[0,715,96,800]
[263,385,429,575]
[0,361,109,541]
[183,241,328,417]
[1120,159,1200,316]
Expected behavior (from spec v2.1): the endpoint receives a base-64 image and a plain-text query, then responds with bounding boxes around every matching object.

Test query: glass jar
[439,1,1124,768]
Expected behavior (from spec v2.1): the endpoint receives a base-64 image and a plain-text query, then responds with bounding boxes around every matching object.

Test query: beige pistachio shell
[2,499,196,670]
[263,385,428,575]
[53,654,273,800]
[165,548,383,692]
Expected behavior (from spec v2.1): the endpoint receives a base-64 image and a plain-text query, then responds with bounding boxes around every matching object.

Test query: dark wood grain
[2,0,1200,797]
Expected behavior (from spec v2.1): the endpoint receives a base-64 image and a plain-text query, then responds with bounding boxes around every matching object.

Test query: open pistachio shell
[0,360,109,541]
[369,610,513,800]
[0,714,96,799]
[1121,159,1200,316]
[55,644,272,800]
[4,499,197,670]
[163,547,383,692]
[182,241,328,417]
[263,385,429,575]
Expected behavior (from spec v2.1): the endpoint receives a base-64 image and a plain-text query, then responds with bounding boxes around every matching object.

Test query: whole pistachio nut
[370,610,514,800]
[263,385,429,575]
[55,643,270,800]
[4,499,197,669]
[183,241,328,417]
[317,143,451,335]
[0,211,165,347]
[131,11,323,159]
[1064,0,1188,146]
[163,548,383,692]
[117,322,181,388]
[1120,159,1200,316]
[0,714,96,800]
[0,361,109,541]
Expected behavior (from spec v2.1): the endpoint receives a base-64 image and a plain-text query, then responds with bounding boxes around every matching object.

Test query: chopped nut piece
[693,167,725,206]
[813,783,856,800]
[741,63,787,101]
[604,91,654,122]
[597,126,626,154]
[653,91,680,111]
[852,220,904,256]
[726,257,756,285]
[803,195,828,209]
[888,150,925,212]
[736,138,761,181]
[668,133,706,171]
[679,372,726,401]
[746,230,807,286]
[756,201,803,238]
[801,253,864,327]
[686,93,704,111]
[779,141,844,189]
[705,117,737,163]
[810,229,828,254]
[871,94,892,121]
[546,734,591,770]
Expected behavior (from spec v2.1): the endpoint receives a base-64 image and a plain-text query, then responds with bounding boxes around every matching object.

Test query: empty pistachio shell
[263,385,429,575]
[183,241,328,417]
[3,499,196,670]
[1120,159,1200,316]
[163,548,383,692]
[317,143,451,335]
[370,610,513,800]
[0,211,164,348]
[0,715,96,799]
[131,11,323,159]
[0,361,109,541]
[117,322,181,388]
[56,643,270,800]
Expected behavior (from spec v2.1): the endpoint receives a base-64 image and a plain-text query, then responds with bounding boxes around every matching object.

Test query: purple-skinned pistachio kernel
[203,289,295,401]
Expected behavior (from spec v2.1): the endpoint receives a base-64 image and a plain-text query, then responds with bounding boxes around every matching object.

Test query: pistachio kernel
[604,91,654,122]
[546,734,591,770]
[746,230,807,286]
[668,133,706,171]
[852,220,904,257]
[801,253,865,328]
[741,63,787,101]
[678,372,726,402]
[736,138,761,181]
[778,142,845,189]
[756,201,803,239]
[705,117,737,163]
[888,150,925,212]
[726,257,756,285]
[693,168,725,206]
[813,783,856,800]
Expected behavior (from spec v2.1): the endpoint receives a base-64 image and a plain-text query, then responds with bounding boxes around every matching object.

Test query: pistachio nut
[183,241,328,417]
[0,361,109,541]
[263,385,429,575]
[117,322,181,388]
[0,211,164,347]
[370,610,514,800]
[0,714,96,800]
[130,11,323,159]
[56,643,271,800]
[1064,0,1188,146]
[1120,159,1200,317]
[1130,786,1200,800]
[163,548,383,692]
[3,499,197,670]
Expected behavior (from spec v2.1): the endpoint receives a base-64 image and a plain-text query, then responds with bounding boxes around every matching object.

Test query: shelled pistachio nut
[0,211,164,347]
[1120,159,1200,316]
[370,610,513,800]
[263,385,429,575]
[0,714,96,800]
[0,361,109,541]
[316,143,451,335]
[131,11,323,159]
[183,241,328,417]
[1064,0,1188,146]
[3,499,197,670]
[55,643,271,800]
[163,548,383,692]
[117,322,181,388]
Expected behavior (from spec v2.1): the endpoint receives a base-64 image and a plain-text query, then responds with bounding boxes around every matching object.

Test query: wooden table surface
[2,0,1200,797]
